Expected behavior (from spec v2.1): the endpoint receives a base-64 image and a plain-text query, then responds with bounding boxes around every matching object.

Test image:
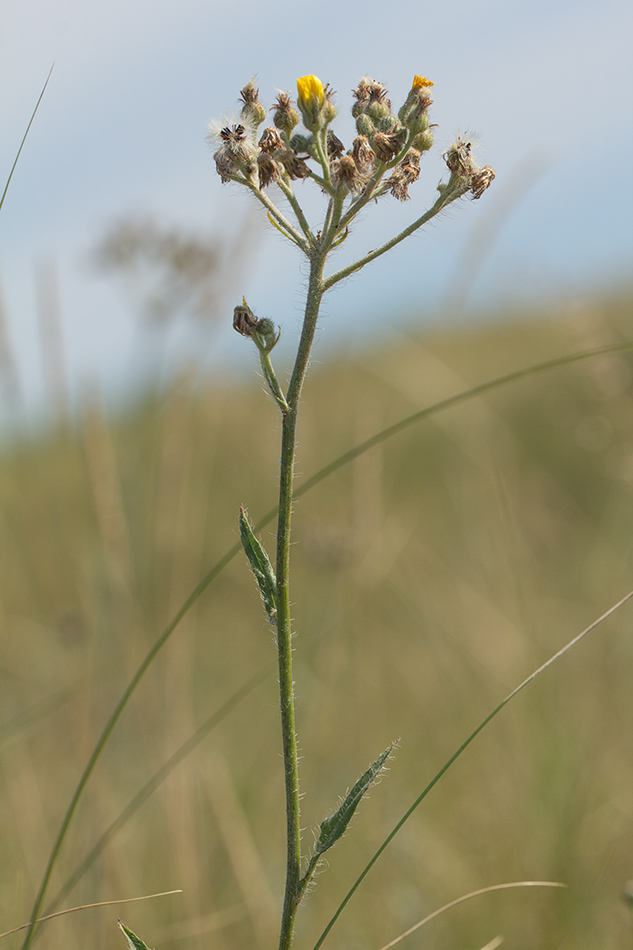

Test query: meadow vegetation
[1,289,632,949]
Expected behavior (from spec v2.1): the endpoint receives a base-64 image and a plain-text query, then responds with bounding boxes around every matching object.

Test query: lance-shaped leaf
[314,741,396,859]
[239,506,277,622]
[118,920,154,950]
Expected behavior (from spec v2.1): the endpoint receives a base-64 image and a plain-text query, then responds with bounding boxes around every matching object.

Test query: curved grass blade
[376,881,565,949]
[22,339,633,948]
[1,66,53,215]
[311,590,633,950]
[0,891,181,940]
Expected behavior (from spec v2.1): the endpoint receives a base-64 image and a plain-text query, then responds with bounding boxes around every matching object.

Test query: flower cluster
[210,74,494,204]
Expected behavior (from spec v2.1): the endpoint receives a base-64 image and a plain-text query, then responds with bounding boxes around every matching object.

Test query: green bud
[355,113,375,138]
[411,128,434,152]
[289,133,314,154]
[273,92,300,139]
[240,79,267,128]
[367,100,391,124]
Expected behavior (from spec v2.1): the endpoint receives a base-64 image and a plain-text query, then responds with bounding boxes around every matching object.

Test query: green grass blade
[310,590,633,950]
[23,339,633,947]
[1,66,53,215]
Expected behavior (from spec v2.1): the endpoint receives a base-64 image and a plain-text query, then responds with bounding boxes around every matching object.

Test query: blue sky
[1,0,632,419]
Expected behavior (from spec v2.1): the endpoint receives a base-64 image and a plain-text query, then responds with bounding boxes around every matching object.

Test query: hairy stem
[276,247,327,950]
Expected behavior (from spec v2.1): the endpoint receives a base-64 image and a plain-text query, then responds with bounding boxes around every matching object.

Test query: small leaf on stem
[118,920,154,950]
[239,506,277,622]
[314,741,397,858]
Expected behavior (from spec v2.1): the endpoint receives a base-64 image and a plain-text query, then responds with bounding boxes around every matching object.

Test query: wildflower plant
[210,73,496,950]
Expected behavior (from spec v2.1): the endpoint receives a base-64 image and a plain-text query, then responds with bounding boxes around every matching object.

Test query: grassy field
[1,292,633,949]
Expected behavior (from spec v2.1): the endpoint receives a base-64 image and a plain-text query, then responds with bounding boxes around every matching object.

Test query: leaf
[239,507,277,622]
[314,741,396,858]
[118,919,154,950]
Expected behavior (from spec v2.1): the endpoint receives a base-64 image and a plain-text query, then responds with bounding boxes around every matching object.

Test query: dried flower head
[389,148,421,201]
[327,130,345,159]
[351,135,375,174]
[371,129,407,163]
[470,164,496,199]
[330,154,363,193]
[444,135,476,178]
[257,152,281,188]
[209,117,258,182]
[259,127,284,153]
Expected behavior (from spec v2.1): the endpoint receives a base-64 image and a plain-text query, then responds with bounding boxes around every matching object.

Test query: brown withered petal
[470,165,496,199]
[214,147,239,182]
[351,135,375,174]
[240,81,260,105]
[388,150,421,201]
[327,130,345,159]
[278,149,311,179]
[257,153,281,188]
[259,127,284,153]
[444,138,474,177]
[330,155,360,191]
[372,130,406,162]
[233,304,260,335]
[353,77,390,106]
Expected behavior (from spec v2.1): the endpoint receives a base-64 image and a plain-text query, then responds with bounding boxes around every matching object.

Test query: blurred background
[1,0,633,948]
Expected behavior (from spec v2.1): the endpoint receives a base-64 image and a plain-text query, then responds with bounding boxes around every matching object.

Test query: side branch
[323,181,469,291]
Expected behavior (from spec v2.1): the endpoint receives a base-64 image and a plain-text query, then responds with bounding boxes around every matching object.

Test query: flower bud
[411,128,434,152]
[398,75,434,134]
[240,79,267,128]
[288,133,313,154]
[296,74,326,131]
[355,113,375,138]
[272,92,300,138]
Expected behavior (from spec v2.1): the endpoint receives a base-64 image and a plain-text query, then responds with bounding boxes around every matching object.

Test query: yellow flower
[412,75,434,89]
[296,74,325,109]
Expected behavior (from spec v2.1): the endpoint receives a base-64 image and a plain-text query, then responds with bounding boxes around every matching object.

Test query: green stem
[276,248,327,950]
[324,177,469,290]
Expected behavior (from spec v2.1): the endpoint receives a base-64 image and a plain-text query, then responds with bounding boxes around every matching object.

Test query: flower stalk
[215,73,495,950]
